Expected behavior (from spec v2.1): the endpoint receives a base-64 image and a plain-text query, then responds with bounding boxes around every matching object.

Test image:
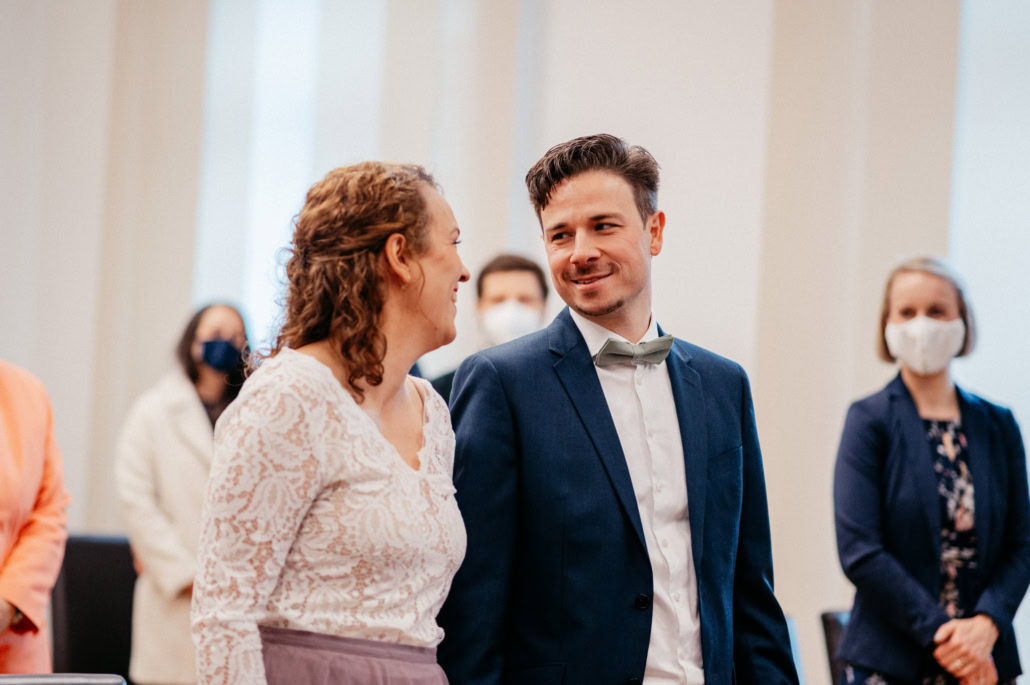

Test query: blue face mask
[201,339,243,373]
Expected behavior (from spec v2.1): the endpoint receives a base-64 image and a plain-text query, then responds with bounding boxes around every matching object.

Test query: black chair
[0,677,125,685]
[50,535,137,682]
[821,610,851,685]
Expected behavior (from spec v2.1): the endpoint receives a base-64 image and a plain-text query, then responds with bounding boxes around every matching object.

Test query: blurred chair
[0,677,125,685]
[50,535,137,681]
[821,610,851,685]
[784,614,806,685]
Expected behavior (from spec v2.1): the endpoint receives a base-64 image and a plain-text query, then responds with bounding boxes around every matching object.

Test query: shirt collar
[568,308,661,357]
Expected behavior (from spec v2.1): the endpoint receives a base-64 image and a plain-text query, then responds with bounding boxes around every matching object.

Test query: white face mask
[480,300,542,347]
[884,316,966,376]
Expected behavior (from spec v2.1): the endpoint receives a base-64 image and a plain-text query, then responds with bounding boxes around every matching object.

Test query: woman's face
[887,271,961,324]
[192,305,247,366]
[407,186,470,349]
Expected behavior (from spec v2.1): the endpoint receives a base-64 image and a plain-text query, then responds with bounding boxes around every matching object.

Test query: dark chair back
[50,535,137,680]
[821,610,851,685]
[0,677,126,685]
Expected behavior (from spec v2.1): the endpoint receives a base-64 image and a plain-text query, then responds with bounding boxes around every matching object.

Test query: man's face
[477,270,546,314]
[540,170,664,335]
[476,269,546,346]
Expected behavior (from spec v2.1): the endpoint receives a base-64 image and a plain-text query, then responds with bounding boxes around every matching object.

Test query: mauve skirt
[259,626,449,685]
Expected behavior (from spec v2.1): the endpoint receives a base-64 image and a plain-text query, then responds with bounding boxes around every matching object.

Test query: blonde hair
[877,256,976,362]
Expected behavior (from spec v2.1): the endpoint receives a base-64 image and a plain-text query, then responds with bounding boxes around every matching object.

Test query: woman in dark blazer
[834,257,1030,685]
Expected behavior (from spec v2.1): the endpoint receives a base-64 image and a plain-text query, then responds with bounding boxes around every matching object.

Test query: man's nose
[570,231,600,264]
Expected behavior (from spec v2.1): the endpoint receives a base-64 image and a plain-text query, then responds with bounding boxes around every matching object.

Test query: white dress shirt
[569,310,704,684]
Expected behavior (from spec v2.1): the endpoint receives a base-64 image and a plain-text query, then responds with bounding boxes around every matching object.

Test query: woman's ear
[383,233,412,286]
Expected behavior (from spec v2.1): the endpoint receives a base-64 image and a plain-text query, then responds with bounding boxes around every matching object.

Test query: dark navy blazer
[437,309,797,685]
[834,374,1030,680]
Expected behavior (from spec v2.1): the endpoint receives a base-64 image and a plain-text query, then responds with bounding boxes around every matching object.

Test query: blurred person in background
[834,257,1030,685]
[191,162,469,685]
[115,303,249,685]
[0,359,70,673]
[431,253,548,402]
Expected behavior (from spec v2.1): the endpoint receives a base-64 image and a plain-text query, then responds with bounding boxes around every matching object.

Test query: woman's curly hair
[269,161,437,402]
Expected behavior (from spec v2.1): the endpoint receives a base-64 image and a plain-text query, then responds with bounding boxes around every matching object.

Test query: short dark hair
[525,133,660,223]
[475,254,549,301]
[175,303,250,402]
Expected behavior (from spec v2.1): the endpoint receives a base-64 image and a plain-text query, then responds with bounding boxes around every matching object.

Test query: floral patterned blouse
[845,420,1013,685]
[929,419,978,625]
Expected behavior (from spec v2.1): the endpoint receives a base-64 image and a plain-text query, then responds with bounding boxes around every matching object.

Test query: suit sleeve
[731,367,800,683]
[437,354,519,685]
[974,409,1030,632]
[114,400,196,598]
[0,386,70,633]
[834,401,950,645]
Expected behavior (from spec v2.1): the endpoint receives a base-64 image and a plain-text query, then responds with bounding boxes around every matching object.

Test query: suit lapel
[958,387,992,564]
[664,340,708,569]
[889,376,941,559]
[549,310,647,553]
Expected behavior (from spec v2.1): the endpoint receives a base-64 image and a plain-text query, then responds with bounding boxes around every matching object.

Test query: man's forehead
[541,171,635,226]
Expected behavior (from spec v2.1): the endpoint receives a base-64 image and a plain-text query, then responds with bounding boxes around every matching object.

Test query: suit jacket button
[626,679,643,685]
[634,593,651,610]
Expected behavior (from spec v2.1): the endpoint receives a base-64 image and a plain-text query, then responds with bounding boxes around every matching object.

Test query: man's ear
[648,211,666,256]
[383,233,412,286]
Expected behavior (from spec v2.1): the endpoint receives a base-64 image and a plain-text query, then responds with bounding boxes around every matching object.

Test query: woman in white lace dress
[191,162,470,685]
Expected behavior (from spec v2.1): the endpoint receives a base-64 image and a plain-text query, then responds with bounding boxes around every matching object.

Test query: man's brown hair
[525,133,660,224]
[475,254,549,301]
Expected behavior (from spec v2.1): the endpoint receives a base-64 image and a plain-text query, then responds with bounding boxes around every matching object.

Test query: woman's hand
[959,655,998,685]
[934,615,999,678]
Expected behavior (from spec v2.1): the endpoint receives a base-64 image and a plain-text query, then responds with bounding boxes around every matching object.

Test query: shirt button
[673,592,681,601]
[661,539,669,548]
[655,483,663,493]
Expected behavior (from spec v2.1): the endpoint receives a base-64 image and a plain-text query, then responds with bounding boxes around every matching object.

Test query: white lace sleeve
[191,378,327,685]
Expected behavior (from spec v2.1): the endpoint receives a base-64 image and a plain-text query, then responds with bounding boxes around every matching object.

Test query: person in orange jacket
[0,359,71,673]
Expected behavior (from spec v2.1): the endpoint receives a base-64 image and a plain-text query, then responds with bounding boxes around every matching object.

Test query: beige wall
[0,2,977,683]
[757,2,960,681]
[0,0,210,530]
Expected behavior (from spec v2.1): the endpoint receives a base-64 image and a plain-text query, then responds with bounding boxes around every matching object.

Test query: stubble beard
[571,298,625,319]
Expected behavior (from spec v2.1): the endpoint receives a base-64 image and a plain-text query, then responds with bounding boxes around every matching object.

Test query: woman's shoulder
[241,349,340,398]
[841,378,902,433]
[116,371,193,433]
[959,386,1012,416]
[220,350,343,428]
[958,386,1020,438]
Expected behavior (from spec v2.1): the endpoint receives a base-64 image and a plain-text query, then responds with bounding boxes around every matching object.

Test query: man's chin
[571,299,624,319]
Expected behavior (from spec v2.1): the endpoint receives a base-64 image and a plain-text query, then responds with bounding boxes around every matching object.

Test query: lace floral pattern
[191,349,466,685]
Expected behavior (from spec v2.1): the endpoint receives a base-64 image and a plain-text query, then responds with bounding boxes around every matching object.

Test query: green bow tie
[592,335,674,367]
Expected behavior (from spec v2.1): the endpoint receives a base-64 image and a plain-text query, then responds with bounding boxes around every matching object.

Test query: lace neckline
[280,348,433,475]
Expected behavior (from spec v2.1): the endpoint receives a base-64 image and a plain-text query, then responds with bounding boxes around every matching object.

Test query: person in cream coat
[115,304,248,685]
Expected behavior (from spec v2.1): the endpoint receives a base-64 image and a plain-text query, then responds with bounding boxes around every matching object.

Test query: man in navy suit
[437,134,798,685]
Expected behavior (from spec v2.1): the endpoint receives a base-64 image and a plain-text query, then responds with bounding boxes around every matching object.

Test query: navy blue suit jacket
[834,374,1030,680]
[436,309,797,685]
